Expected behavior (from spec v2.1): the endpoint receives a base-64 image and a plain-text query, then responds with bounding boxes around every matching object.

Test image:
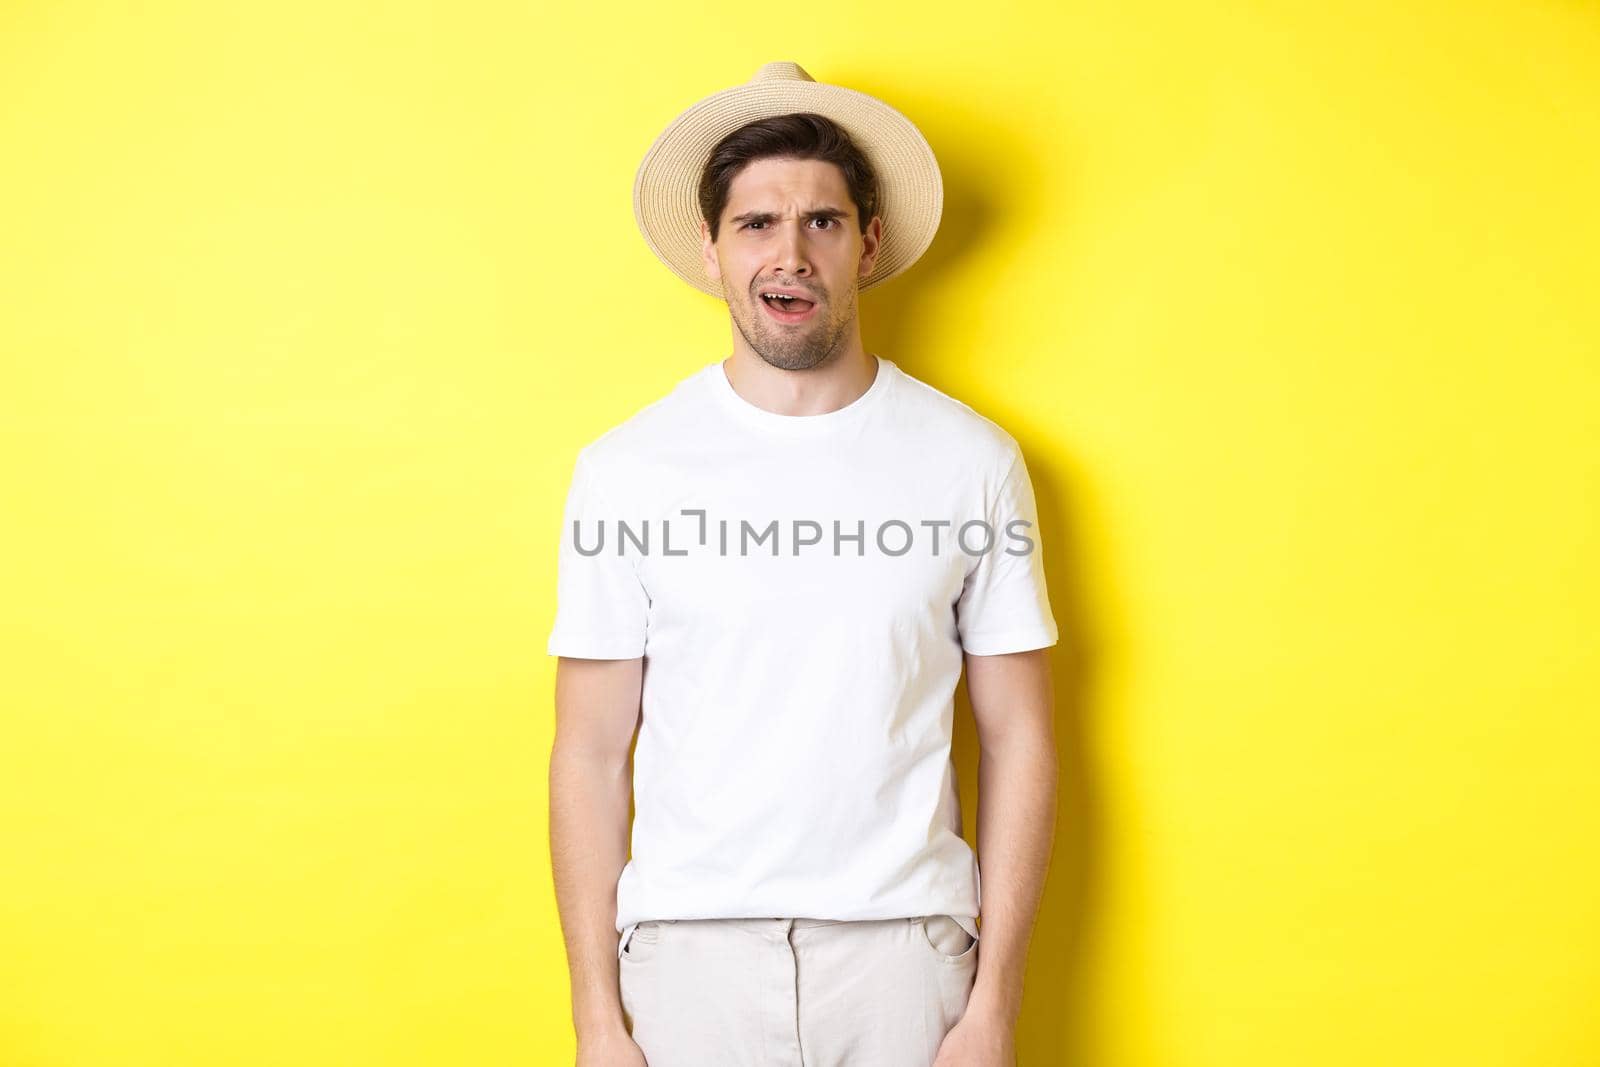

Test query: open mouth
[759,292,819,324]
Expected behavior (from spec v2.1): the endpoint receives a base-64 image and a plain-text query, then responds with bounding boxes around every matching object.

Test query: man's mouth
[759,292,819,324]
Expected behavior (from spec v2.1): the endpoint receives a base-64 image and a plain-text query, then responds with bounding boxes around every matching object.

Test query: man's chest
[626,464,980,641]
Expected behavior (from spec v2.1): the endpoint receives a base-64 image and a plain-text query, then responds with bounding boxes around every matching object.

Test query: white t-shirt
[546,354,1058,957]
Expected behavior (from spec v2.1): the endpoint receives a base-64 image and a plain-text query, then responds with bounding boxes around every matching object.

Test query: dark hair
[697,113,879,242]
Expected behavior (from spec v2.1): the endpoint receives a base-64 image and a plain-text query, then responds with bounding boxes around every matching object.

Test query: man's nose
[773,221,812,276]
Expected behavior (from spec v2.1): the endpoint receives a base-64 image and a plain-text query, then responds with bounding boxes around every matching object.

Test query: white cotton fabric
[547,355,1058,953]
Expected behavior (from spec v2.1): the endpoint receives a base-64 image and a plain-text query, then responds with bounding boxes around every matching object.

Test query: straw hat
[632,61,944,300]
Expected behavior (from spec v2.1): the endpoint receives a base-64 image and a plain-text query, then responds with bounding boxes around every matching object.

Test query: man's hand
[576,1025,649,1066]
[932,1002,1016,1066]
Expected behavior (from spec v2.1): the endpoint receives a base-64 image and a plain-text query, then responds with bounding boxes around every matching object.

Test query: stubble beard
[730,283,858,372]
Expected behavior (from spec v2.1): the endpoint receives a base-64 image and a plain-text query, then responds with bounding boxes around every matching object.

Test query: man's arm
[548,655,644,1048]
[963,646,1058,1025]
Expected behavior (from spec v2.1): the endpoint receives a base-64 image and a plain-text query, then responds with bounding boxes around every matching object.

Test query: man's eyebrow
[727,207,852,225]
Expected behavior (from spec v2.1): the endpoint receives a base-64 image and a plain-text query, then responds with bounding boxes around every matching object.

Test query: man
[548,61,1059,1067]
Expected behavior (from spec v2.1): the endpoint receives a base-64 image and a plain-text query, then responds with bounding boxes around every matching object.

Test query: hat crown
[751,61,814,84]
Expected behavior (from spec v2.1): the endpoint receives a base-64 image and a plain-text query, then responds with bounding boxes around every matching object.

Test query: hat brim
[633,79,943,300]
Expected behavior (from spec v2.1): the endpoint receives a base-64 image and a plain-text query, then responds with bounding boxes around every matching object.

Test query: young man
[548,62,1060,1067]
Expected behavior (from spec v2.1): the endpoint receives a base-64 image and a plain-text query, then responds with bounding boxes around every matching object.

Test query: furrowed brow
[728,208,851,225]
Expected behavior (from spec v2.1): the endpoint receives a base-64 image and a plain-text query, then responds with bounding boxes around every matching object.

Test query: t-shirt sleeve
[546,450,650,659]
[955,447,1060,656]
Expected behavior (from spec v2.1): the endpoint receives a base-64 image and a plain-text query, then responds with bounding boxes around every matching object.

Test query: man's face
[700,157,882,372]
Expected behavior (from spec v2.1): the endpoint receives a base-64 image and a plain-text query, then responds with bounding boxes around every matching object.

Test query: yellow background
[3,1,1597,1064]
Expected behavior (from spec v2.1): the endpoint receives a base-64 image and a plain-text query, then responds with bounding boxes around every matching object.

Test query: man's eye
[739,219,837,230]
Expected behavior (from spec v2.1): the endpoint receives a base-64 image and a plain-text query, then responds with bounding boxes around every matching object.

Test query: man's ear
[700,218,722,285]
[857,215,884,280]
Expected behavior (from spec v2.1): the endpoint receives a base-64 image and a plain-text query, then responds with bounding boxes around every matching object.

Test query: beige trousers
[616,915,979,1066]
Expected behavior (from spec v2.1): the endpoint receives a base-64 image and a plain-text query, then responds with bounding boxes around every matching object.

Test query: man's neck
[722,344,878,418]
